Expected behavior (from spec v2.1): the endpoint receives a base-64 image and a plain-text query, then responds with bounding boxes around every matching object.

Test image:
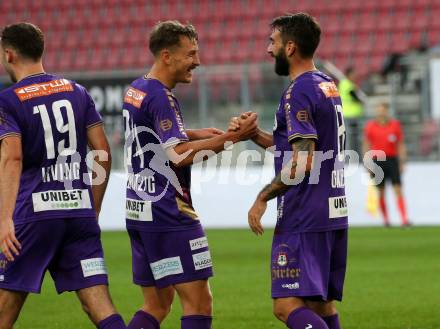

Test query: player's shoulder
[290,71,337,99]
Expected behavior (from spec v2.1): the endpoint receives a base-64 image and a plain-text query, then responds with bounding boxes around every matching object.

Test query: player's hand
[0,218,21,261]
[248,197,266,235]
[235,113,258,141]
[228,112,254,132]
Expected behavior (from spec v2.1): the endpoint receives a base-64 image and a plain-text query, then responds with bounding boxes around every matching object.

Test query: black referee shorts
[372,156,401,188]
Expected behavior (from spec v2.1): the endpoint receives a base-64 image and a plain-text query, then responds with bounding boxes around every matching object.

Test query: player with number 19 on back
[123,21,257,329]
[230,13,348,329]
[0,23,126,328]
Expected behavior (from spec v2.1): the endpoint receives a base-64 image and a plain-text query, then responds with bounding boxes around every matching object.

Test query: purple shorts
[271,229,348,301]
[0,218,108,294]
[128,224,213,288]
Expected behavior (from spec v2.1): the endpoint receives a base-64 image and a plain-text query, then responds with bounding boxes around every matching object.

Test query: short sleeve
[0,101,21,140]
[285,88,318,143]
[77,84,103,129]
[148,89,189,148]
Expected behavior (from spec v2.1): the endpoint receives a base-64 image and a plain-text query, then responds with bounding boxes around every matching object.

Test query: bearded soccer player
[231,14,348,329]
[123,21,257,329]
[0,23,125,328]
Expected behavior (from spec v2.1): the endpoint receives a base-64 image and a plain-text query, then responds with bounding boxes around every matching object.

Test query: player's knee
[144,302,172,320]
[272,303,289,322]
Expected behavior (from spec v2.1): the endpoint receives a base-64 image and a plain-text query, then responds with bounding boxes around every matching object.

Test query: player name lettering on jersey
[331,169,345,188]
[127,173,156,193]
[328,196,348,219]
[125,198,153,221]
[14,79,73,101]
[41,162,80,183]
[32,189,92,212]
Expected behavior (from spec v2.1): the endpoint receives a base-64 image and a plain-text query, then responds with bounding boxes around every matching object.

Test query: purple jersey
[0,73,102,224]
[273,71,348,233]
[123,77,199,232]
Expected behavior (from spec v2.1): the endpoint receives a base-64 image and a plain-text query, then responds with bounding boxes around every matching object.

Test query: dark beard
[274,52,290,76]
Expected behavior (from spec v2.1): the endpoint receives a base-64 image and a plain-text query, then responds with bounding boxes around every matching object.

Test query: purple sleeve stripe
[287,133,318,142]
[86,121,104,129]
[0,132,21,140]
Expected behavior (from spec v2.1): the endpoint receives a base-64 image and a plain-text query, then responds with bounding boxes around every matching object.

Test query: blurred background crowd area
[1,0,440,169]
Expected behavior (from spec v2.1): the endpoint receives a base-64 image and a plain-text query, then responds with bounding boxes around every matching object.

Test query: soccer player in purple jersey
[123,21,257,329]
[231,13,348,329]
[0,23,126,328]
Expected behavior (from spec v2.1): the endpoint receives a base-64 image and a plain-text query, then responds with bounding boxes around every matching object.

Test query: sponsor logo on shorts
[125,198,152,221]
[189,237,209,251]
[192,250,212,271]
[282,282,300,290]
[32,189,92,212]
[160,119,173,131]
[14,79,73,101]
[328,196,348,219]
[272,267,301,281]
[81,258,107,277]
[150,257,183,280]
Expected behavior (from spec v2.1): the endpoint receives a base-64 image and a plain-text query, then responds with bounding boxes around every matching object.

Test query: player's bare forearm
[257,138,315,202]
[87,124,112,216]
[170,114,257,167]
[398,141,407,163]
[0,137,22,220]
[170,132,241,167]
[186,128,224,140]
[91,152,112,215]
[252,128,274,149]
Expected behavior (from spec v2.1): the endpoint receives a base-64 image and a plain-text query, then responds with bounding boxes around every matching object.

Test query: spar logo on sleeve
[81,258,108,277]
[192,250,212,270]
[150,257,183,280]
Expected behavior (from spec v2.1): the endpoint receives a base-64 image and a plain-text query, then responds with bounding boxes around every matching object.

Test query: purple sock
[127,310,159,329]
[322,314,341,329]
[286,307,329,329]
[181,315,212,329]
[98,314,126,329]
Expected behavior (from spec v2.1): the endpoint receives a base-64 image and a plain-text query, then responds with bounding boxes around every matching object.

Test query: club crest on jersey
[296,110,309,122]
[277,252,288,266]
[160,119,173,131]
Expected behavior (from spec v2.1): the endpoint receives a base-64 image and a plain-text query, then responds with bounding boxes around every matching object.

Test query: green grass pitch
[15,227,440,329]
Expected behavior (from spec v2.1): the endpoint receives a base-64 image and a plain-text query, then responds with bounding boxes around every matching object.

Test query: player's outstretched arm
[228,113,274,149]
[0,136,22,261]
[168,113,258,167]
[87,125,112,218]
[186,127,225,140]
[248,138,315,235]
